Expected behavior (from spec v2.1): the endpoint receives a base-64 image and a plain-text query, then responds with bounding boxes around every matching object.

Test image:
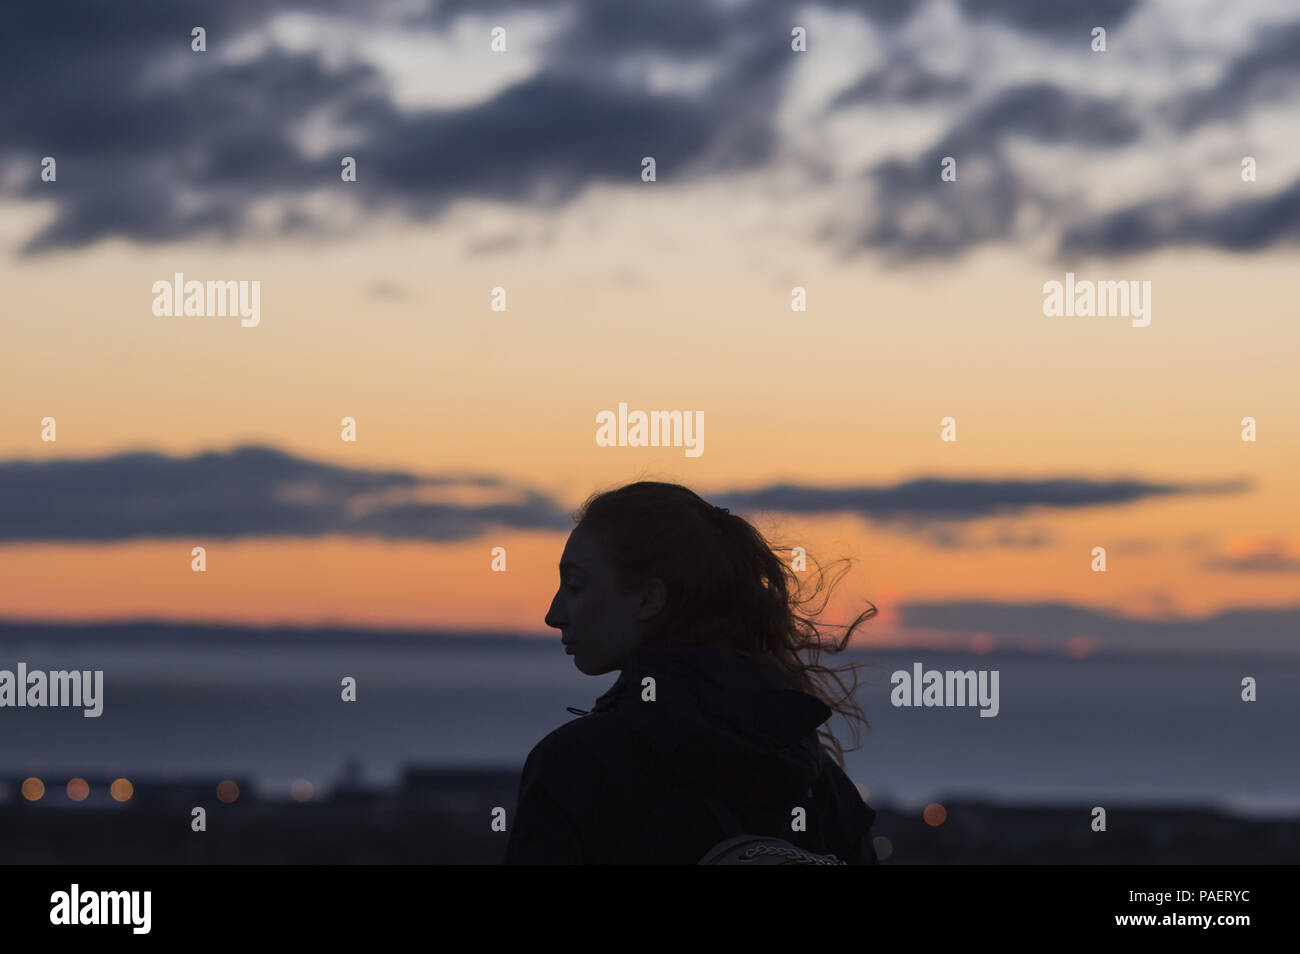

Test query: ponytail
[574,481,877,768]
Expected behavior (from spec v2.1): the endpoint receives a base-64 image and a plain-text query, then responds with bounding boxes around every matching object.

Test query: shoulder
[527,710,633,758]
[519,713,637,797]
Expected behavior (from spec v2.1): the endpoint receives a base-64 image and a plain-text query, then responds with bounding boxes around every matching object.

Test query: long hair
[573,480,876,768]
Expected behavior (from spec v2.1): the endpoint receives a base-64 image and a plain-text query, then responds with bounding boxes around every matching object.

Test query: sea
[1,627,1296,818]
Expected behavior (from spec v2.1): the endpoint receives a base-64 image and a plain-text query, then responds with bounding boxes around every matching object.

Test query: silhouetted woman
[504,481,880,864]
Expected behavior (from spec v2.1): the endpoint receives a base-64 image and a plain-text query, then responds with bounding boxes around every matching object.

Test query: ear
[634,577,667,621]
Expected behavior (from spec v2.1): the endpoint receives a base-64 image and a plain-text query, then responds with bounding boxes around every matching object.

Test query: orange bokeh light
[923,802,947,826]
[110,778,134,802]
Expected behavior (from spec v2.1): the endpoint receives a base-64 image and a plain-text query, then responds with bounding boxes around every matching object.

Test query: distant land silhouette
[4,614,1300,660]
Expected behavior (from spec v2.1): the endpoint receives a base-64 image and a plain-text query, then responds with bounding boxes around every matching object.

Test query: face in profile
[544,525,663,675]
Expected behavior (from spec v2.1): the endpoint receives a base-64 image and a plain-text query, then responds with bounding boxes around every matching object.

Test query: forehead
[559,526,603,569]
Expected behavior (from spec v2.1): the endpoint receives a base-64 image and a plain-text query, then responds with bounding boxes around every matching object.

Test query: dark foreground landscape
[2,766,1295,864]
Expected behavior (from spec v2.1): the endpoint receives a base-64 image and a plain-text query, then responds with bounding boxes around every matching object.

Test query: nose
[544,590,564,630]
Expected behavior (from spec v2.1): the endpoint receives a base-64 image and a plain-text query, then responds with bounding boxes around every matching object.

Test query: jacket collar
[573,643,833,801]
[584,643,826,717]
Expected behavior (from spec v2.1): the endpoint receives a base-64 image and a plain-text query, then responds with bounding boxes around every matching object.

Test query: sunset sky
[1,0,1297,656]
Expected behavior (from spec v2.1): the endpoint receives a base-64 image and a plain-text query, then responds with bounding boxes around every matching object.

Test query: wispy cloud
[919,523,1055,550]
[1201,538,1300,573]
[712,475,1248,527]
[365,279,409,299]
[896,599,1300,657]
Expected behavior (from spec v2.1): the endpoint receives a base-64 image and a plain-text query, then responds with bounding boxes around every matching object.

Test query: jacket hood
[583,644,833,805]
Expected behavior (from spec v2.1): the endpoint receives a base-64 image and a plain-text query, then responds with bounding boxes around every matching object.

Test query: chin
[574,656,610,676]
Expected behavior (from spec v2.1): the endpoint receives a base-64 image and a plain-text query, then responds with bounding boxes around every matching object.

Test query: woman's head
[545,520,666,676]
[544,480,876,764]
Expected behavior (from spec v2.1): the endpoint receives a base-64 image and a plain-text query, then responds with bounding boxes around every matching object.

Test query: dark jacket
[503,643,878,864]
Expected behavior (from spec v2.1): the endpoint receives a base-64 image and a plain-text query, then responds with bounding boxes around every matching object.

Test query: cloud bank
[3,0,1298,261]
[0,444,1248,542]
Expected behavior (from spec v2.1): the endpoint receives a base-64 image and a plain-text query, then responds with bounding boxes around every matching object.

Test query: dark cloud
[827,68,967,110]
[1175,20,1300,129]
[713,475,1248,526]
[10,44,386,254]
[1062,178,1300,255]
[13,56,729,253]
[341,71,722,206]
[0,446,1251,542]
[0,445,571,542]
[4,0,1299,261]
[843,84,1140,258]
[897,599,1300,657]
[955,83,1142,148]
[537,0,733,58]
[844,153,1032,259]
[2,0,789,256]
[824,44,969,112]
[820,12,1300,262]
[957,0,1140,36]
